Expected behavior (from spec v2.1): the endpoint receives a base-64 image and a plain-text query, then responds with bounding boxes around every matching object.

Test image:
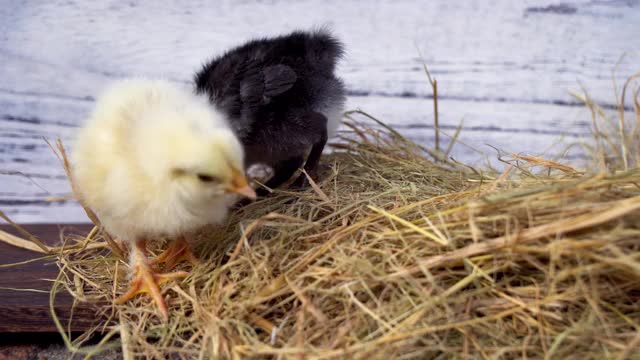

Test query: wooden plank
[2,0,639,223]
[0,223,100,332]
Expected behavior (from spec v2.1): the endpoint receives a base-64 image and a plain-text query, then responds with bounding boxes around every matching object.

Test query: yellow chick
[71,79,256,319]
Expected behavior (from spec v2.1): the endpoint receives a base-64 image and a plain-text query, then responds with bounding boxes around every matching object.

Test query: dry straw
[2,74,640,359]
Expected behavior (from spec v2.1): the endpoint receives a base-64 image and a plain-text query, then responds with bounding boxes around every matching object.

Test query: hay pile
[43,98,640,359]
[0,73,632,358]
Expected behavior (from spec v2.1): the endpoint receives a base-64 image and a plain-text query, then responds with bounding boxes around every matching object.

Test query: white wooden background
[1,0,639,223]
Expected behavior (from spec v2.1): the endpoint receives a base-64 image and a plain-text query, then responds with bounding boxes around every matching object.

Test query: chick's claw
[115,262,189,320]
[151,237,199,271]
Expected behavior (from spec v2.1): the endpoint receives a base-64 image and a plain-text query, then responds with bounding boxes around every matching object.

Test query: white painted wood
[1,0,639,222]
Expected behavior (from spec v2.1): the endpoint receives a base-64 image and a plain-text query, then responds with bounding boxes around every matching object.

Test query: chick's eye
[197,173,218,183]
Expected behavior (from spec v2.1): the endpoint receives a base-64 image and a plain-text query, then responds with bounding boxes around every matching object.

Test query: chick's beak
[226,169,257,200]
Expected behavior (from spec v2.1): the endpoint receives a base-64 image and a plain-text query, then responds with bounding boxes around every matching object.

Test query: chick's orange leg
[151,236,199,271]
[115,239,188,320]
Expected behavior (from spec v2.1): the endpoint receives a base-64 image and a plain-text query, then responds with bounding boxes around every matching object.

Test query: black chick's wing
[212,61,297,138]
[262,64,297,98]
[239,63,297,107]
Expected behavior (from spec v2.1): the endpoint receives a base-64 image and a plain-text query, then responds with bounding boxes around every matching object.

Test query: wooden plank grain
[2,1,639,223]
[0,223,101,332]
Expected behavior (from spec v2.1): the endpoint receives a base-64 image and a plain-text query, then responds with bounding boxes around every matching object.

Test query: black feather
[262,65,297,98]
[195,29,346,193]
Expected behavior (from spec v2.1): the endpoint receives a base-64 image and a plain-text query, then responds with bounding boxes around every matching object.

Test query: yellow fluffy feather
[71,78,256,318]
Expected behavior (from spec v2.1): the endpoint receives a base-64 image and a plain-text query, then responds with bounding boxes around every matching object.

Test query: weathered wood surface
[1,0,639,222]
[0,224,99,332]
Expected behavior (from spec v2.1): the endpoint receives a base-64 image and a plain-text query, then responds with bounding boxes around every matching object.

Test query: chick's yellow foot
[151,236,199,271]
[114,261,188,320]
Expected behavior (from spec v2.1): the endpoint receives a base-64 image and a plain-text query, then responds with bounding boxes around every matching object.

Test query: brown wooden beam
[0,223,101,333]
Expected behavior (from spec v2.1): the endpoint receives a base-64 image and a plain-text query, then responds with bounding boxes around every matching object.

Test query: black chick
[194,29,346,195]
